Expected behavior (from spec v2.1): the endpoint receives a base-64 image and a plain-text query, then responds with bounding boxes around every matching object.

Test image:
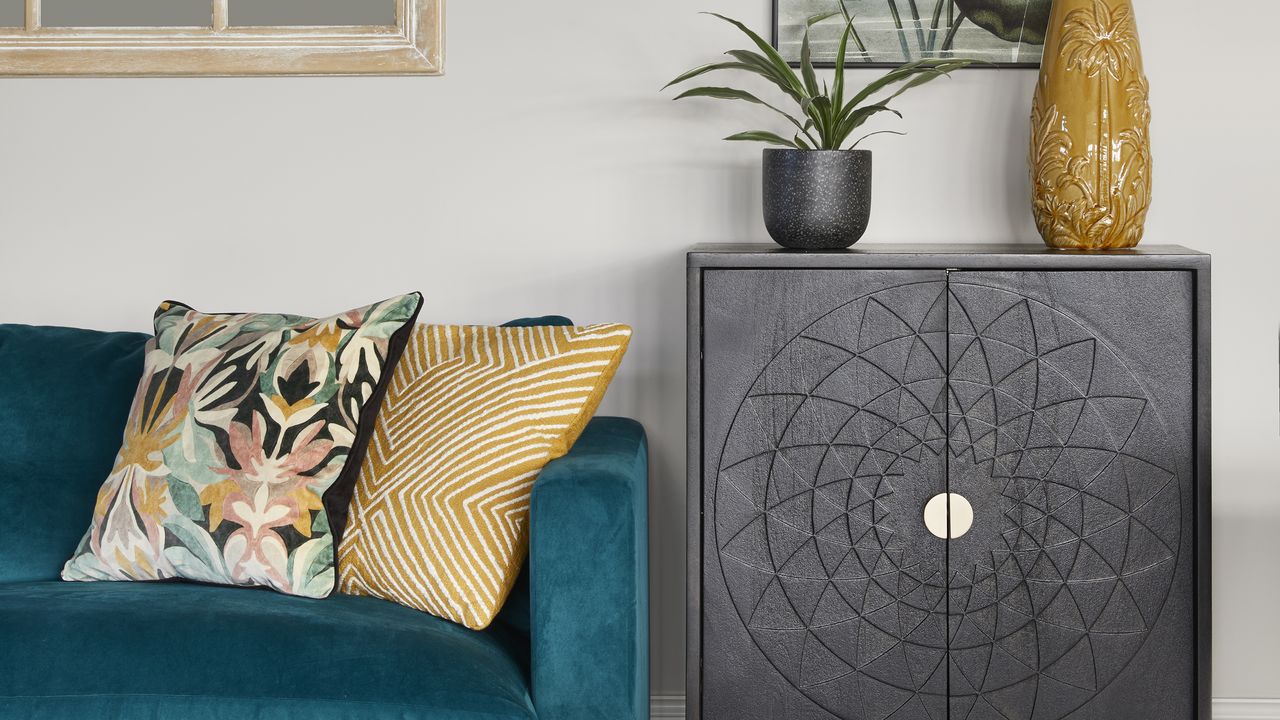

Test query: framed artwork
[0,0,441,76]
[773,0,1050,68]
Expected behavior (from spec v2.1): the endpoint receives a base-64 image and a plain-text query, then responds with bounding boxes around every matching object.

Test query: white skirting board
[651,696,1280,719]
[1217,700,1280,720]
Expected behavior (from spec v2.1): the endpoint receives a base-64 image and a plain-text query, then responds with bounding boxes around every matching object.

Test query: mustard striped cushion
[337,322,631,629]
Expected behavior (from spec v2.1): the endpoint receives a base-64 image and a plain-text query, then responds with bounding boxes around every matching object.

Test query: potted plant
[667,10,973,249]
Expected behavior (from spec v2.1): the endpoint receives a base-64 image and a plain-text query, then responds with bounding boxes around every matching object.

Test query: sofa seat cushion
[0,582,534,720]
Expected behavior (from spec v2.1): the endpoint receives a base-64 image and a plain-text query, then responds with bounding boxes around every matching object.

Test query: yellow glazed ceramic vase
[1031,0,1152,250]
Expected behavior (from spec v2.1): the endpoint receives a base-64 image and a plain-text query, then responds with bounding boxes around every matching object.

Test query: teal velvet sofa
[0,323,649,720]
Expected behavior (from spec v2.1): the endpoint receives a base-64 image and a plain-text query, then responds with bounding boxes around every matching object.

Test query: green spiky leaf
[673,86,811,137]
[725,131,800,148]
[800,12,839,99]
[837,103,904,141]
[723,50,805,102]
[664,9,975,151]
[845,57,971,109]
[851,130,907,148]
[704,12,806,99]
[663,61,751,90]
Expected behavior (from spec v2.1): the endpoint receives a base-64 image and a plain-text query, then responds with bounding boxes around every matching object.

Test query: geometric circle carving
[714,280,1181,719]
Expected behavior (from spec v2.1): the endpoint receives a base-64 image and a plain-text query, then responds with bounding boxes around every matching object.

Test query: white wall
[1,0,1276,701]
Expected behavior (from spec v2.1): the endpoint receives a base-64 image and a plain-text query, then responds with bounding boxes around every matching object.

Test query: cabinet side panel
[688,264,703,719]
[700,269,949,720]
[946,270,1196,720]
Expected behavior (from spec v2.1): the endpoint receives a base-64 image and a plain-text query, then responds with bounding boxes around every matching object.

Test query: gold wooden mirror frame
[0,0,442,76]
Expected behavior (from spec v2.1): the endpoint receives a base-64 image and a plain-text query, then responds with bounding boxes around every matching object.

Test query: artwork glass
[776,0,1050,67]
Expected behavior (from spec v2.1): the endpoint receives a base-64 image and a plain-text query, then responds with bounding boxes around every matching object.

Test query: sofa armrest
[528,417,648,720]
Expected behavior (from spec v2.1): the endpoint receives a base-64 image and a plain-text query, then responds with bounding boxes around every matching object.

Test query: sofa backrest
[0,324,148,582]
[0,318,550,639]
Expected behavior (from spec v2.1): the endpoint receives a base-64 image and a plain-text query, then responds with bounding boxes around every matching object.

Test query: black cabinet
[687,246,1211,720]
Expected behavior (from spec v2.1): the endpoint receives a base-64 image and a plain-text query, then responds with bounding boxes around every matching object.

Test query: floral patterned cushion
[61,294,422,598]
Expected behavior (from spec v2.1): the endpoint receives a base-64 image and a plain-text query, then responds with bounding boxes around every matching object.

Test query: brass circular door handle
[923,493,974,539]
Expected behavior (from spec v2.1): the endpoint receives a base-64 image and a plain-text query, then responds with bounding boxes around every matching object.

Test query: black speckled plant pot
[763,149,872,250]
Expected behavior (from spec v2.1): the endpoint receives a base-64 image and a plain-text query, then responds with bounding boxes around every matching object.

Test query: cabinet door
[702,270,951,720]
[945,271,1196,720]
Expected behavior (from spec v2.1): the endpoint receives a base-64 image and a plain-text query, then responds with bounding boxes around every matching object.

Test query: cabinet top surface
[689,243,1209,269]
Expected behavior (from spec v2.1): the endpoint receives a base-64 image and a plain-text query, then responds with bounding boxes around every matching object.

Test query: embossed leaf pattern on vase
[1031,0,1152,250]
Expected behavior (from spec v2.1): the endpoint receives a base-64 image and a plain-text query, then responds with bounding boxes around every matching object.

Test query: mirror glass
[43,0,211,27]
[0,1,24,26]
[230,0,394,27]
